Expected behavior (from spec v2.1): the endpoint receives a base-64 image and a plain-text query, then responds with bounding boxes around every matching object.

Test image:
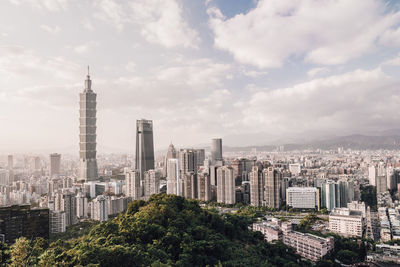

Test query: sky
[1,0,400,154]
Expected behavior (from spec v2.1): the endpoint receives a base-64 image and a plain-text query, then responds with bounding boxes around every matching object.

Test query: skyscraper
[163,143,177,177]
[211,138,223,165]
[167,158,180,195]
[79,68,98,182]
[50,153,61,177]
[135,119,155,179]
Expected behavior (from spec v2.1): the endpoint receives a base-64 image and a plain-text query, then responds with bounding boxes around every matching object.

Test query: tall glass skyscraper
[135,119,155,179]
[79,68,98,182]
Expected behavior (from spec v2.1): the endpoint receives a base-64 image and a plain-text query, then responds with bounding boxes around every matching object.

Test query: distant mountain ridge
[223,133,400,152]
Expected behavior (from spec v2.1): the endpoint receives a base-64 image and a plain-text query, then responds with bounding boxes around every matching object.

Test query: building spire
[84,66,92,92]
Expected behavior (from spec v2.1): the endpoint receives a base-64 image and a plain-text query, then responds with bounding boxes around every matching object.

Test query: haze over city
[2,0,400,153]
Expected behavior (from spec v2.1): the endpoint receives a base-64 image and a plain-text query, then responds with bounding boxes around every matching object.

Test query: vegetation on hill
[0,194,308,266]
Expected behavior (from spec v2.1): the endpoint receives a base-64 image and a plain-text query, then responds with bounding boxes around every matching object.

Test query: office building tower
[79,69,98,182]
[250,166,263,207]
[197,171,211,201]
[263,167,281,209]
[338,180,355,207]
[167,159,180,195]
[50,153,61,177]
[216,166,235,204]
[135,119,155,179]
[0,170,6,186]
[76,192,89,219]
[286,187,319,210]
[143,170,160,199]
[163,143,177,176]
[0,204,49,244]
[179,149,198,175]
[125,169,141,200]
[91,195,108,222]
[211,138,223,165]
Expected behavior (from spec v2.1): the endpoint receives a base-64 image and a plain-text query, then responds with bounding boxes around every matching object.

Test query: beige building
[329,207,364,237]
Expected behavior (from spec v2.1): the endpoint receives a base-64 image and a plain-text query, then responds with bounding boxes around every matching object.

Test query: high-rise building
[55,192,77,227]
[166,159,180,195]
[0,204,49,244]
[196,149,205,167]
[76,192,89,219]
[143,170,160,199]
[329,208,364,237]
[179,149,198,175]
[325,181,336,211]
[368,165,377,186]
[91,195,108,222]
[197,171,211,201]
[125,169,141,200]
[183,172,197,199]
[79,68,98,182]
[263,167,281,209]
[49,210,66,234]
[135,119,155,179]
[376,175,387,194]
[211,138,223,165]
[216,166,235,204]
[50,153,61,177]
[250,166,263,207]
[163,143,177,177]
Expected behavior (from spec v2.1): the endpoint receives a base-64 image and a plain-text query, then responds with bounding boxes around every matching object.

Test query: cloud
[239,67,399,136]
[40,24,61,34]
[208,0,400,68]
[8,0,69,11]
[307,67,328,78]
[381,54,400,66]
[0,45,81,82]
[93,0,199,48]
[73,45,89,54]
[130,0,199,48]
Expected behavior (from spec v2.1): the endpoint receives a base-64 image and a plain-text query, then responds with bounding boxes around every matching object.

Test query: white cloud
[131,0,199,48]
[94,0,127,31]
[93,0,199,48]
[40,24,61,34]
[239,67,399,136]
[307,67,328,78]
[382,54,400,66]
[73,45,88,54]
[8,0,69,11]
[208,0,400,68]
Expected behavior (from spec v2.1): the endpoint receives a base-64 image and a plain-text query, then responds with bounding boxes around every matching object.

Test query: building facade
[79,70,98,182]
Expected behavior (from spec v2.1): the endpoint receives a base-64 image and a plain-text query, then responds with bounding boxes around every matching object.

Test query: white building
[217,166,235,204]
[166,159,180,195]
[49,210,66,234]
[125,169,141,200]
[91,195,108,222]
[76,192,89,219]
[286,187,319,210]
[329,207,364,237]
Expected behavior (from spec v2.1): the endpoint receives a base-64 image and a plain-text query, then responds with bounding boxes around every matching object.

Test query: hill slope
[7,194,308,266]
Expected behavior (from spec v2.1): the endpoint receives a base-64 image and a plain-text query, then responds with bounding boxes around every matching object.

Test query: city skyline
[2,0,400,154]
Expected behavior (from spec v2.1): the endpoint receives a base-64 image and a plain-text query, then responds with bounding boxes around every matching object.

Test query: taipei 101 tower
[79,67,98,182]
